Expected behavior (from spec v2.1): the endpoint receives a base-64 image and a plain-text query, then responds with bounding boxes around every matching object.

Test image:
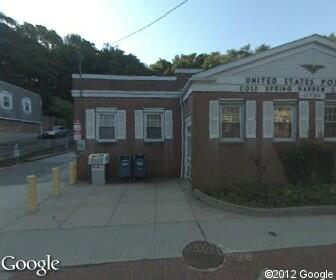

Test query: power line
[113,0,188,44]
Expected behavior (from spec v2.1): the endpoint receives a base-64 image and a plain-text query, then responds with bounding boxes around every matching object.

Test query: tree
[93,44,149,75]
[149,59,172,75]
[0,12,18,29]
[0,12,150,126]
[328,33,336,42]
[3,12,335,127]
[150,43,271,74]
[255,43,270,53]
[202,52,223,69]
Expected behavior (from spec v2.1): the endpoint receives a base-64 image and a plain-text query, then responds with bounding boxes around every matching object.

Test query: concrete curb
[192,188,336,217]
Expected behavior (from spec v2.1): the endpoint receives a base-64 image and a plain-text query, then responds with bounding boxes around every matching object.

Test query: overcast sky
[1,0,336,65]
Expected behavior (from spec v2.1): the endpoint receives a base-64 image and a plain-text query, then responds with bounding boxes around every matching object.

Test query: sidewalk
[0,178,335,278]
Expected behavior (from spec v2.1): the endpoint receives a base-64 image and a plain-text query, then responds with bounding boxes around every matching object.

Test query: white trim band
[174,68,203,74]
[71,90,181,98]
[0,116,42,124]
[72,74,176,81]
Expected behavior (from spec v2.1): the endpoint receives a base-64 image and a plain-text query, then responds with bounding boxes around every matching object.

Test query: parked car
[41,126,70,138]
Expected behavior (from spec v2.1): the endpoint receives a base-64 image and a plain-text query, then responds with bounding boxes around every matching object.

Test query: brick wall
[74,97,181,181]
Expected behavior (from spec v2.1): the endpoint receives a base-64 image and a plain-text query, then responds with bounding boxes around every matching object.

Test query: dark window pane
[99,127,115,139]
[274,123,292,138]
[325,106,336,138]
[98,112,115,140]
[221,123,240,138]
[146,114,161,127]
[220,104,241,138]
[274,105,292,138]
[4,97,10,107]
[146,113,162,140]
[147,127,162,139]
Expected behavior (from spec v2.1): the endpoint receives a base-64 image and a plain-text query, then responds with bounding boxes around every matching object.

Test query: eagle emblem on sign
[301,64,325,74]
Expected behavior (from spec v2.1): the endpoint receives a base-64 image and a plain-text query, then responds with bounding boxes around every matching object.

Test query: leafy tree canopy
[149,44,271,75]
[0,13,149,124]
[2,12,335,125]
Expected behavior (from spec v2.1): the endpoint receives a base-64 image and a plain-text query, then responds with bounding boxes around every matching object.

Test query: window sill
[96,139,117,143]
[272,138,296,143]
[324,138,336,142]
[144,139,164,143]
[219,138,244,144]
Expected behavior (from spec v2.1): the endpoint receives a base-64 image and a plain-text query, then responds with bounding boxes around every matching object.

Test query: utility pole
[75,46,84,154]
[78,46,83,119]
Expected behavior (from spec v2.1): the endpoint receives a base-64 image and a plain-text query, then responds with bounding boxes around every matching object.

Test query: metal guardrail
[0,136,74,161]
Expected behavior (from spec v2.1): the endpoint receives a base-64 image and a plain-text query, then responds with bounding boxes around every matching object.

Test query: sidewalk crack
[178,179,207,241]
[88,184,128,264]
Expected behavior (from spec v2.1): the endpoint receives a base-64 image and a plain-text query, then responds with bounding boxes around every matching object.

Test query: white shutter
[263,101,274,138]
[246,101,256,138]
[209,100,219,139]
[85,109,95,139]
[117,110,126,139]
[315,101,324,138]
[95,111,100,140]
[164,110,173,139]
[134,110,144,139]
[299,101,309,138]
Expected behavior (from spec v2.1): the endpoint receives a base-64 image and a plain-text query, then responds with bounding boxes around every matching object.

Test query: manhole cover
[182,240,224,270]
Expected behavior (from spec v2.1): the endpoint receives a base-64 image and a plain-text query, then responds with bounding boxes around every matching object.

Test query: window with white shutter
[273,102,297,141]
[219,101,244,141]
[324,104,336,139]
[134,110,144,139]
[263,101,274,138]
[315,101,324,138]
[209,100,219,139]
[164,110,173,139]
[144,110,164,142]
[117,110,126,140]
[246,101,256,138]
[96,108,117,142]
[85,109,95,139]
[299,101,309,138]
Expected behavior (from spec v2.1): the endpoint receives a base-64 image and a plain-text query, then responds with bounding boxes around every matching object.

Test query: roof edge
[174,68,203,74]
[193,34,336,79]
[0,80,41,98]
[72,74,176,81]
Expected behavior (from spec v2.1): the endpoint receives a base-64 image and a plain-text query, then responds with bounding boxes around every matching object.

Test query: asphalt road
[0,152,74,186]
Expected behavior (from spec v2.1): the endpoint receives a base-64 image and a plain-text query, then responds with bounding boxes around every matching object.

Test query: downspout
[180,93,184,179]
[179,78,194,179]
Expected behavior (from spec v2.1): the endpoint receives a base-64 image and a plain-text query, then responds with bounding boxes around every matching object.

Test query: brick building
[73,35,336,189]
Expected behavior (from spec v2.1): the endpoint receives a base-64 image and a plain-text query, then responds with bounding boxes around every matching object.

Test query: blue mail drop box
[133,154,146,178]
[119,155,131,178]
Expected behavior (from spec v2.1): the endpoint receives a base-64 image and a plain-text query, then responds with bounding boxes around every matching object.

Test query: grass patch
[203,183,336,208]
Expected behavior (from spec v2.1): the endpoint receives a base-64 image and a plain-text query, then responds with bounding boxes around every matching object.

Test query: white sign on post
[73,120,82,141]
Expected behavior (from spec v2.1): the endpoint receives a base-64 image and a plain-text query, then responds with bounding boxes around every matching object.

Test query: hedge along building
[72,34,336,188]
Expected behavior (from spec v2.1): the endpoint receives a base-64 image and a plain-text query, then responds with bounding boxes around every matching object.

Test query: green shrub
[204,183,335,208]
[275,140,335,184]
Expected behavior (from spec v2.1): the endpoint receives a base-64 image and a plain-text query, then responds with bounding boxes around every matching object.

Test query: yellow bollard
[69,162,75,185]
[27,175,37,213]
[73,160,77,183]
[52,167,61,196]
